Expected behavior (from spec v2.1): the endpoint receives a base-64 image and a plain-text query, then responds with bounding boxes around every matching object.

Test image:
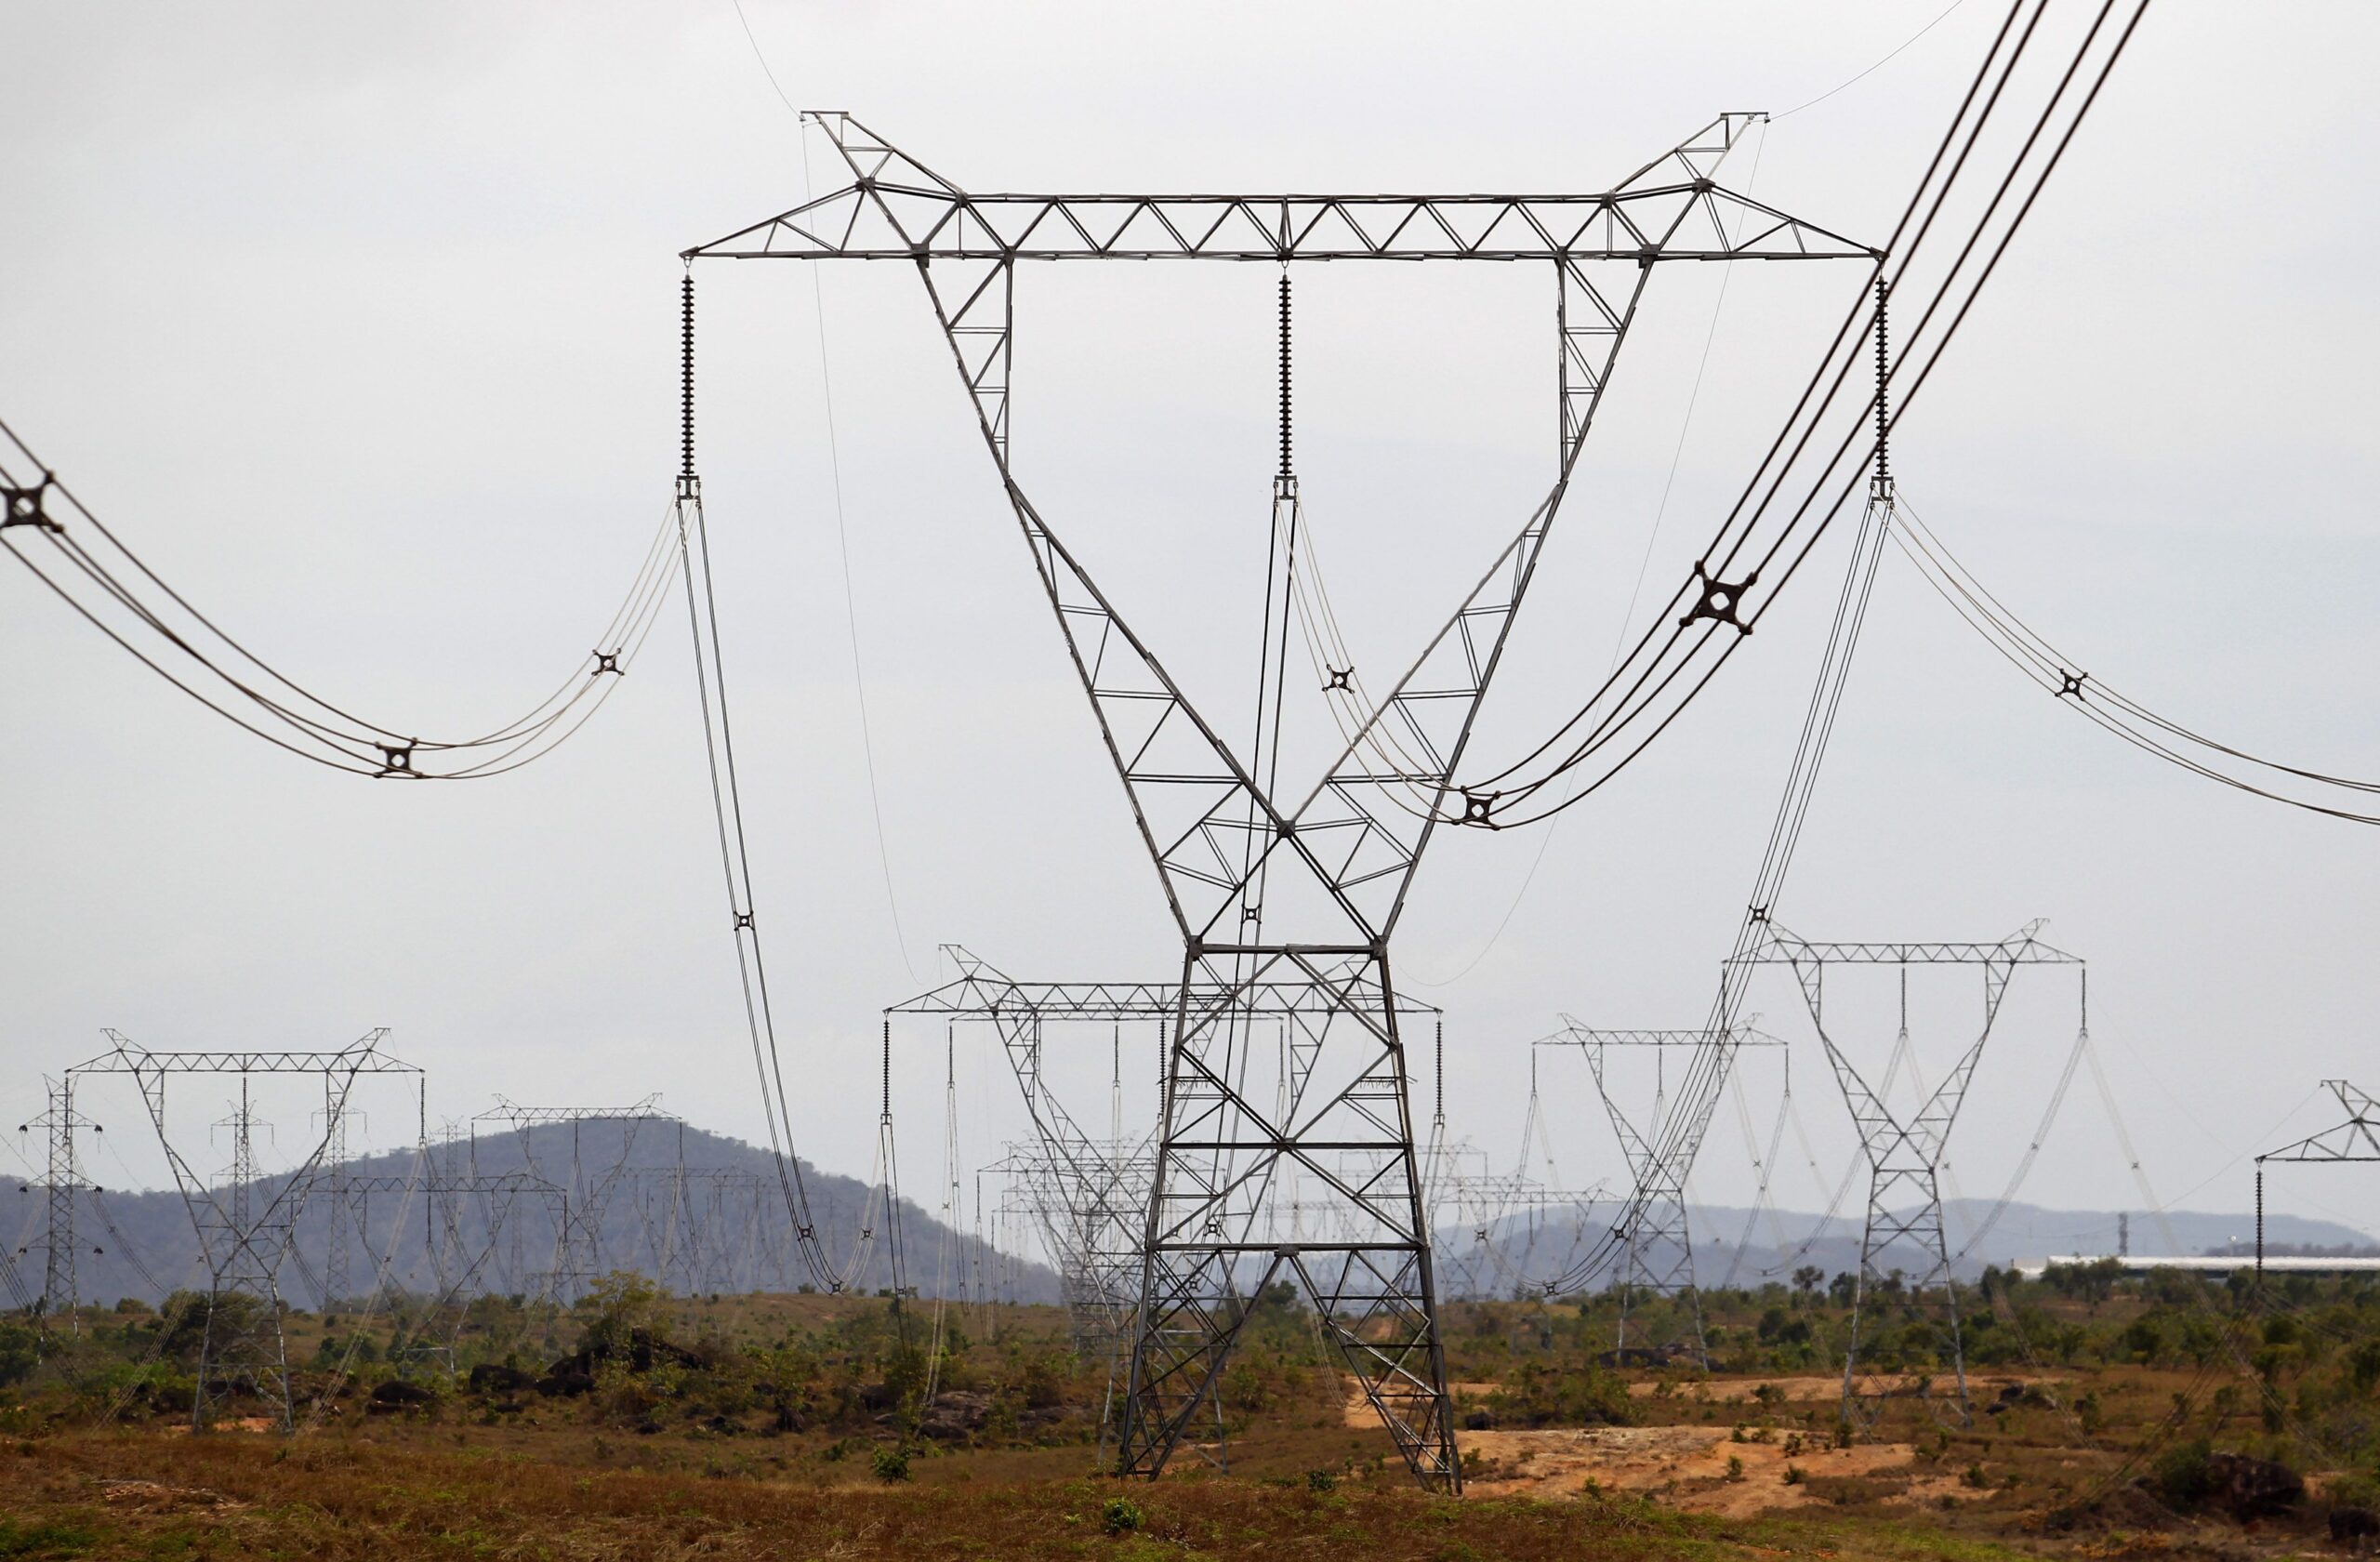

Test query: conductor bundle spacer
[1,474,60,533]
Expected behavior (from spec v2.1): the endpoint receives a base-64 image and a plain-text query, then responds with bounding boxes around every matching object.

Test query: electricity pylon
[71,1029,421,1431]
[19,1076,99,1328]
[2255,1080,2379,1275]
[475,1095,676,1304]
[1540,1025,1785,1364]
[887,947,1444,1368]
[690,111,1871,1490]
[1735,924,2082,1430]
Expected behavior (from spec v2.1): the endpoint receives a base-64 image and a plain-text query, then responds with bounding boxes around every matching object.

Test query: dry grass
[0,1422,2063,1562]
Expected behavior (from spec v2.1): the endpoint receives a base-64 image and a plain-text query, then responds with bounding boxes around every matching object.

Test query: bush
[1304,1468,1337,1492]
[2152,1438,2215,1509]
[2327,1471,2380,1513]
[0,1322,38,1389]
[1101,1496,1144,1533]
[869,1445,910,1483]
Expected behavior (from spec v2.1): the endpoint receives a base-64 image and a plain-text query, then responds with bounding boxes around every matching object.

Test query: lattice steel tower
[20,1076,99,1327]
[1737,924,2081,1429]
[1542,1025,1784,1365]
[687,112,1871,1489]
[71,1029,419,1431]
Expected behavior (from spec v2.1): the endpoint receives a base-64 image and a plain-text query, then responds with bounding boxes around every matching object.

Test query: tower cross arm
[679,113,1877,265]
[1729,924,2082,967]
[683,186,1877,264]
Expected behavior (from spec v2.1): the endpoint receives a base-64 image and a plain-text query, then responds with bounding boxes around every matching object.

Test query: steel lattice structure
[18,1076,99,1327]
[694,111,1870,1491]
[69,1029,422,1431]
[1539,1025,1786,1365]
[630,1166,775,1298]
[888,946,1443,1367]
[474,1095,677,1304]
[2255,1080,2378,1275]
[1733,923,2081,1429]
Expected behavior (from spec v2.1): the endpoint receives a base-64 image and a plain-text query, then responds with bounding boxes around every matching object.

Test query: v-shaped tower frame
[687,113,1871,1489]
[1735,923,2082,1429]
[69,1030,422,1431]
[1540,1023,1787,1366]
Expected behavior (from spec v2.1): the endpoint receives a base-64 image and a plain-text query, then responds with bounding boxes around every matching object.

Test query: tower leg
[1844,1162,1967,1430]
[1117,947,1458,1491]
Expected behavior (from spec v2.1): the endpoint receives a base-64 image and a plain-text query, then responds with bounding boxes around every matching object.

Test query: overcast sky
[4,1,2375,1259]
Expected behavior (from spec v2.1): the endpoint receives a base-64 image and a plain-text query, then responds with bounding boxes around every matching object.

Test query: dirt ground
[1339,1374,2071,1518]
[1457,1422,1974,1516]
[1623,1371,2068,1403]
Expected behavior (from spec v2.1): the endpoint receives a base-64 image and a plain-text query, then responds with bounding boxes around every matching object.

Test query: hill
[3,1118,1060,1308]
[1435,1195,2373,1296]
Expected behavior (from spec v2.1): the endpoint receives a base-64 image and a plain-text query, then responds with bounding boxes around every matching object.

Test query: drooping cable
[1540,329,1898,1298]
[1534,0,2157,1300]
[1891,489,2380,824]
[672,271,851,1295]
[0,417,681,779]
[1461,0,2152,828]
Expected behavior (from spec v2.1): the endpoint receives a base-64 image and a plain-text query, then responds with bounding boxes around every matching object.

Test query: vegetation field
[2,1263,2376,1559]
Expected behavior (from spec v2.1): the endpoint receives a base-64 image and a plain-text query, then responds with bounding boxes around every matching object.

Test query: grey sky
[4,2,2375,1254]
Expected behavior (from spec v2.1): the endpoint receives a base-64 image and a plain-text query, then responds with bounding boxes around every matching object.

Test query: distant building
[2013,1254,2380,1279]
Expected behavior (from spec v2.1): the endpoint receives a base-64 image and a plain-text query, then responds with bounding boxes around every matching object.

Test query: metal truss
[629,1166,773,1297]
[689,113,1871,265]
[889,946,1442,1368]
[694,112,1868,1492]
[474,1095,677,1304]
[19,1076,99,1327]
[1734,923,2081,1430]
[981,1138,1156,1357]
[1539,1025,1785,1364]
[2255,1080,2378,1276]
[70,1029,421,1430]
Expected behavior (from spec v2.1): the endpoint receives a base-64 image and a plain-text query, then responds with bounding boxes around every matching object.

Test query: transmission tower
[69,1028,420,1431]
[889,948,1442,1374]
[315,1094,362,1308]
[18,1076,100,1329]
[1539,1025,1785,1365]
[711,114,1872,1486]
[632,1165,767,1296]
[1735,922,2081,1430]
[475,1095,676,1304]
[2255,1080,2378,1276]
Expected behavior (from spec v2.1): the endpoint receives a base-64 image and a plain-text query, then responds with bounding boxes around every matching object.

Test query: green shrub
[869,1445,910,1483]
[2151,1437,2214,1509]
[1101,1496,1144,1533]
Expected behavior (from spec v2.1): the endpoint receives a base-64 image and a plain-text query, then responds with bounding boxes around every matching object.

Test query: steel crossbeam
[2261,1080,2379,1163]
[694,110,1871,1491]
[687,113,1873,267]
[2254,1081,2377,1276]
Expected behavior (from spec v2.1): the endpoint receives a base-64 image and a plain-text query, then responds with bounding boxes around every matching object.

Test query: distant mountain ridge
[1432,1197,2376,1298]
[4,1119,1061,1309]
